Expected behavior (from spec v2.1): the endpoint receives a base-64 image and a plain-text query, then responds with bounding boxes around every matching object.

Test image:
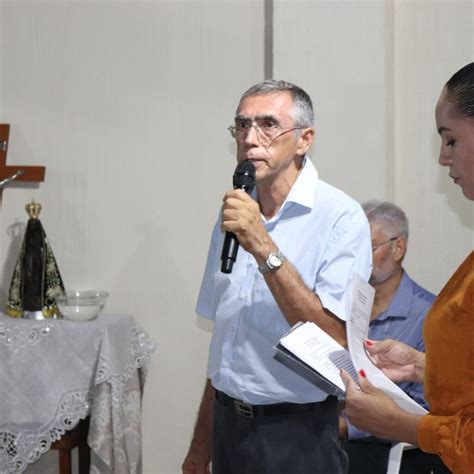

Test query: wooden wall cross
[0,124,46,200]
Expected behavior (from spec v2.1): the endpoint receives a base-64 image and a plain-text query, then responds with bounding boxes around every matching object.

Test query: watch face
[268,254,282,267]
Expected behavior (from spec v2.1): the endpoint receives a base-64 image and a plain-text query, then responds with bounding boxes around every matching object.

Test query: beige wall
[274,0,473,291]
[0,1,472,473]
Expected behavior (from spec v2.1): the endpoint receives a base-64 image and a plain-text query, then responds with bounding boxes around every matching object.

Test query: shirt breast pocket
[243,274,291,341]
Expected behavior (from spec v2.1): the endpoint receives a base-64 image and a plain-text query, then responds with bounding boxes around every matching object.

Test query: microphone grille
[233,161,256,192]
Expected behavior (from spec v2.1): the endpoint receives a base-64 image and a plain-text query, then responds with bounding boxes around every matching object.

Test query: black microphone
[220,160,256,274]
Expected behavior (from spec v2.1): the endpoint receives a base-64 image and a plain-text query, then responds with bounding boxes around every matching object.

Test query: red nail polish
[365,340,373,347]
[359,369,366,378]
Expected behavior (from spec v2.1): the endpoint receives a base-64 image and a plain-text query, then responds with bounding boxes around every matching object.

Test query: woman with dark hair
[341,62,474,474]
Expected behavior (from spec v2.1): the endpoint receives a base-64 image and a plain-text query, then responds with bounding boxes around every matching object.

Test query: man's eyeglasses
[371,236,399,252]
[228,118,306,147]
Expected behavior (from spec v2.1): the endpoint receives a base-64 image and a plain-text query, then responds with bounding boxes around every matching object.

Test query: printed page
[277,321,358,393]
[347,274,427,415]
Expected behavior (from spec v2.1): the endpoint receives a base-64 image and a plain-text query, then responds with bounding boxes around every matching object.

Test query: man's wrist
[252,239,279,268]
[338,414,348,439]
[258,250,286,274]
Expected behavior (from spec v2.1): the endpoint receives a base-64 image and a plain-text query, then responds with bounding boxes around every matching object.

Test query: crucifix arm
[0,169,24,188]
[0,124,46,202]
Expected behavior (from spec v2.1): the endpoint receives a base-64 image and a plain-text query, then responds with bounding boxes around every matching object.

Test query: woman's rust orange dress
[418,251,474,473]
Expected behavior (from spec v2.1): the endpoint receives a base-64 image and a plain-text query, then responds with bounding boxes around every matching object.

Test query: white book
[275,273,427,415]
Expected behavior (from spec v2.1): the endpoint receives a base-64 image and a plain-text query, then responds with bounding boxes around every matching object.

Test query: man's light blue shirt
[347,271,436,440]
[196,157,372,404]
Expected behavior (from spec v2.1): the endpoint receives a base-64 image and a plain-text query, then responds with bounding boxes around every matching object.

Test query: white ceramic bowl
[56,290,108,321]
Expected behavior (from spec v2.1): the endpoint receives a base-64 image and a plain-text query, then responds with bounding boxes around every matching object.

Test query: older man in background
[340,200,450,474]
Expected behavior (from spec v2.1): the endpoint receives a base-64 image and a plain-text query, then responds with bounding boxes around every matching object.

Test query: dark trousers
[342,439,452,474]
[212,394,348,474]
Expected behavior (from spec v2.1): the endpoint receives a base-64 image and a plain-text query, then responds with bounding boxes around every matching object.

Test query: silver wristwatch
[258,251,286,274]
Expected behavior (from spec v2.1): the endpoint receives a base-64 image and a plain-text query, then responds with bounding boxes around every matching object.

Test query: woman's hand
[365,339,425,383]
[340,369,421,445]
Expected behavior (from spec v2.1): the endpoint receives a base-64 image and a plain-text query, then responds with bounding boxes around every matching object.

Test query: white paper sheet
[277,321,357,392]
[277,273,427,415]
[346,273,427,415]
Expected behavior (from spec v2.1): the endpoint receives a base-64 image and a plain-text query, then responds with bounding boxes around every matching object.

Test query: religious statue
[5,201,65,319]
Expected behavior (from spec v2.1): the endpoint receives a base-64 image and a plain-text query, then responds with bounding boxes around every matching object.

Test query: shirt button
[229,326,235,332]
[239,292,247,299]
[223,362,229,368]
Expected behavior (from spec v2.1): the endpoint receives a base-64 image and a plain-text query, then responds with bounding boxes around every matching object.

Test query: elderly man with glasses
[339,200,450,474]
[182,80,372,474]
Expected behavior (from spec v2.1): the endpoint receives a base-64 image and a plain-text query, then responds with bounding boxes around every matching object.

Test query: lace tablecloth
[0,313,156,474]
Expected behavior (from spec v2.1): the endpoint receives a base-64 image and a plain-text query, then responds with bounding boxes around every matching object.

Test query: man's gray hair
[238,79,314,128]
[362,200,409,240]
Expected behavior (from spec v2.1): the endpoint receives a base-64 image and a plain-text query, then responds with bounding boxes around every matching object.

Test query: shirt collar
[259,156,319,224]
[375,271,414,321]
[281,155,318,210]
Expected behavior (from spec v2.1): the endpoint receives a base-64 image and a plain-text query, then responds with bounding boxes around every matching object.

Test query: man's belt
[214,389,332,419]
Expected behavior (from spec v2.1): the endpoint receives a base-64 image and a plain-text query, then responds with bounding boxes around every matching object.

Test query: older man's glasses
[228,118,305,147]
[371,237,399,252]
